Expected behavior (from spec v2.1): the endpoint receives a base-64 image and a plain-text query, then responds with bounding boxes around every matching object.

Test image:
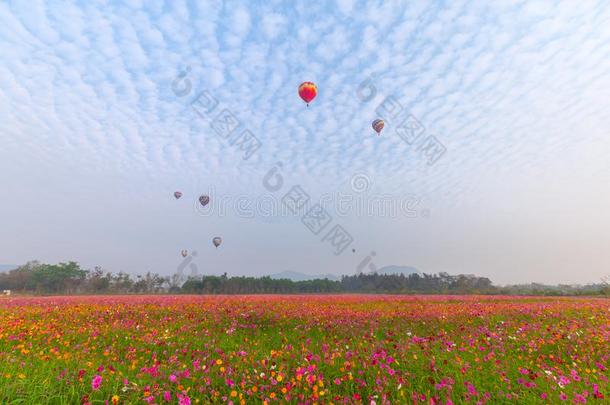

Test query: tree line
[0,261,608,296]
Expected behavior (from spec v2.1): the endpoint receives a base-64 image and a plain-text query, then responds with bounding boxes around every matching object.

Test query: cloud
[1,0,610,283]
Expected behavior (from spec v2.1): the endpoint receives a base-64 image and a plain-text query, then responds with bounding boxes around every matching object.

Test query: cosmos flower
[91,375,102,391]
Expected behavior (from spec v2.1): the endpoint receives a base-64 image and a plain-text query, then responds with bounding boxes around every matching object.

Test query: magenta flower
[163,391,172,401]
[91,375,102,391]
[178,394,191,405]
[573,394,586,404]
[169,374,177,383]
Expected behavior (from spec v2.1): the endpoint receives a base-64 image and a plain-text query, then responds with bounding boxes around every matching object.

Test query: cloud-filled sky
[1,0,609,284]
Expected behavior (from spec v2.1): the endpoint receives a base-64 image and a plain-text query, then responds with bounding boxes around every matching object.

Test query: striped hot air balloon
[212,237,222,248]
[298,82,317,106]
[372,119,384,135]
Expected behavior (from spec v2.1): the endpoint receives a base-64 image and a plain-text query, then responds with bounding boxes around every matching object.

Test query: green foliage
[0,261,607,296]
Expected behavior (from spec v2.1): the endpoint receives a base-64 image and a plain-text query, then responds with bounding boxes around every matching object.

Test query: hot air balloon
[174,191,183,199]
[199,195,210,207]
[298,82,317,106]
[181,250,188,258]
[212,237,222,248]
[372,119,384,135]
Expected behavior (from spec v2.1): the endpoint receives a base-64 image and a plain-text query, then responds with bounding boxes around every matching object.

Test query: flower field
[0,295,607,404]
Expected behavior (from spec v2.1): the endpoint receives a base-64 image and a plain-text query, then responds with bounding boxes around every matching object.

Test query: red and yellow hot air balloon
[372,119,384,135]
[298,82,317,106]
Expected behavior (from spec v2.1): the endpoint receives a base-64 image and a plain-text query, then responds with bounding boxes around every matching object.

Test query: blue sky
[1,0,609,284]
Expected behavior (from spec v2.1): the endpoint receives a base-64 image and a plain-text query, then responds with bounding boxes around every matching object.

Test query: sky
[1,0,609,284]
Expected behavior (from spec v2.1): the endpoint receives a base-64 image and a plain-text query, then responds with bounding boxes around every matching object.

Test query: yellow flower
[277,375,283,382]
[216,359,223,365]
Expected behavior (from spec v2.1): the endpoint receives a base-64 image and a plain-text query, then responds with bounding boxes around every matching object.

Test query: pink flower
[465,382,477,396]
[169,374,177,383]
[163,391,172,401]
[91,375,102,391]
[178,394,191,405]
[593,384,604,399]
[573,394,586,404]
[560,392,568,401]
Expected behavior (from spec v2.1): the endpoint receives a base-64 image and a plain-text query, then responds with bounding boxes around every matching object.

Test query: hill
[376,265,419,276]
[270,270,340,281]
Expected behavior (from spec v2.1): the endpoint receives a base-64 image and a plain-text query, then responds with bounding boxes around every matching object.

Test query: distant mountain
[270,271,340,281]
[376,265,420,276]
[0,264,17,272]
[270,268,419,281]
